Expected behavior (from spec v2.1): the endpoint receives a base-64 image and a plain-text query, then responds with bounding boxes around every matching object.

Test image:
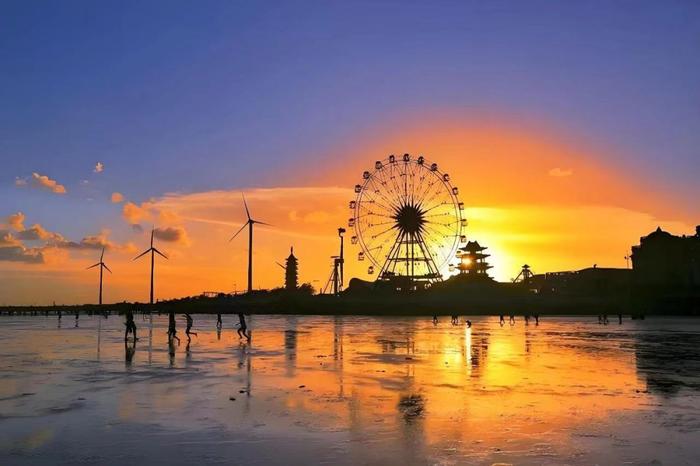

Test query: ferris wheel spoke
[360,197,395,214]
[384,165,405,205]
[367,174,401,211]
[356,207,393,219]
[368,219,400,228]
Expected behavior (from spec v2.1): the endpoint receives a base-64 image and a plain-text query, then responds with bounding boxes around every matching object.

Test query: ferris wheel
[349,154,466,288]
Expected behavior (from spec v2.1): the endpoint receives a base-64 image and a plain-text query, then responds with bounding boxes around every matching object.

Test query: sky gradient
[1,1,699,304]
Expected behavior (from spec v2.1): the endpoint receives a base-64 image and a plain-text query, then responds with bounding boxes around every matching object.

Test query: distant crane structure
[323,255,342,295]
[513,264,534,284]
[322,228,346,295]
[230,194,271,294]
[133,228,168,304]
[87,247,111,305]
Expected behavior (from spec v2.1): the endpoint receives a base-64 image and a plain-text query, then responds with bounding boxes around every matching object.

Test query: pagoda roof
[460,240,487,252]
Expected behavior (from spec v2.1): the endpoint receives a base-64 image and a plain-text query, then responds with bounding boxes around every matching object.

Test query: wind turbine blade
[228,222,248,242]
[103,263,112,274]
[276,261,286,270]
[133,249,150,261]
[255,220,273,227]
[100,247,105,261]
[87,262,100,269]
[242,194,251,220]
[150,228,155,248]
[153,248,168,259]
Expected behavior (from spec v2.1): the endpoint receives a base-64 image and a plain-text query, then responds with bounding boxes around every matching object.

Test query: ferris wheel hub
[393,203,426,236]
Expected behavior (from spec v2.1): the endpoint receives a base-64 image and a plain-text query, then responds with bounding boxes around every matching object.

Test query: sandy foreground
[1,315,699,465]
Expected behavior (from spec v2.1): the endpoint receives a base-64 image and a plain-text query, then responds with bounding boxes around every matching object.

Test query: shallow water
[0,315,699,465]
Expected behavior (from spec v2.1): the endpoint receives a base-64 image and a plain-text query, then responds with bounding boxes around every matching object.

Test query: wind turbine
[87,247,111,305]
[229,194,271,293]
[133,228,168,304]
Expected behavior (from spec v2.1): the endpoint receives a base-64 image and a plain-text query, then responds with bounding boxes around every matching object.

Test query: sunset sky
[1,1,699,304]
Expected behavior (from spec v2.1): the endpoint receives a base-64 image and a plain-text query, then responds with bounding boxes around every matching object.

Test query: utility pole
[338,227,346,292]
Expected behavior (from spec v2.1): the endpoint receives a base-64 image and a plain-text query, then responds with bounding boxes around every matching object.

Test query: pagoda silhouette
[285,247,299,290]
[455,240,493,278]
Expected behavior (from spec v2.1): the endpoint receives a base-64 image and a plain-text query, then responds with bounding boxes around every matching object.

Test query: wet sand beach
[1,315,699,465]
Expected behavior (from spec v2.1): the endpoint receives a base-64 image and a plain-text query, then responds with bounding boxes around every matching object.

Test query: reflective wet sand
[1,315,699,465]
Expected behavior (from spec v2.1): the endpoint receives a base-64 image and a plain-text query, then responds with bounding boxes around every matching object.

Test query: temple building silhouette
[455,241,492,278]
[285,247,299,291]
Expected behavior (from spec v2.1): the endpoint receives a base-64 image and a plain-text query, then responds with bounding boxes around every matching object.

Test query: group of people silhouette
[598,314,624,325]
[432,314,543,327]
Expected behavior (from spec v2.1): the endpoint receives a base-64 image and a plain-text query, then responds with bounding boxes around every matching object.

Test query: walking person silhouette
[184,313,198,341]
[237,313,251,341]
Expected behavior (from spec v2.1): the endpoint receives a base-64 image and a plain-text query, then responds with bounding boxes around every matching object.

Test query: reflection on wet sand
[0,315,699,465]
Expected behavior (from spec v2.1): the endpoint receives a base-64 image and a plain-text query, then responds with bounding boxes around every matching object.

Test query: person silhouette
[618,314,622,325]
[534,314,539,326]
[499,315,505,326]
[509,314,515,325]
[167,311,180,344]
[75,310,79,328]
[432,315,439,325]
[184,313,197,341]
[237,313,250,341]
[466,320,472,328]
[216,313,223,330]
[124,308,138,341]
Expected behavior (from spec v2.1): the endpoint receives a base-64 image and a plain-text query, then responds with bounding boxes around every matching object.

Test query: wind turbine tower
[87,247,111,305]
[133,228,168,304]
[229,194,271,293]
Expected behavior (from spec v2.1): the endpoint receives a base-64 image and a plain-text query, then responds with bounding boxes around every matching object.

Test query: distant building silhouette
[630,226,700,312]
[531,267,631,297]
[285,247,299,291]
[455,241,492,277]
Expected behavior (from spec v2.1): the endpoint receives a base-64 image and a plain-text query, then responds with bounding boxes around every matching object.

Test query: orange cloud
[6,212,25,231]
[548,167,573,177]
[16,224,62,241]
[154,226,190,245]
[111,192,124,203]
[122,201,153,225]
[29,173,67,194]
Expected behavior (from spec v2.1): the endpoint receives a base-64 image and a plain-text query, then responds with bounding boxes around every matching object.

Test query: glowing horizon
[1,118,697,305]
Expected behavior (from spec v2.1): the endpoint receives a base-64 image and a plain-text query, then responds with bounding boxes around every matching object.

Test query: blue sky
[1,0,699,233]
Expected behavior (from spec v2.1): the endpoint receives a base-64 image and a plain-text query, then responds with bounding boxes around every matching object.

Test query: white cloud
[94,162,104,173]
